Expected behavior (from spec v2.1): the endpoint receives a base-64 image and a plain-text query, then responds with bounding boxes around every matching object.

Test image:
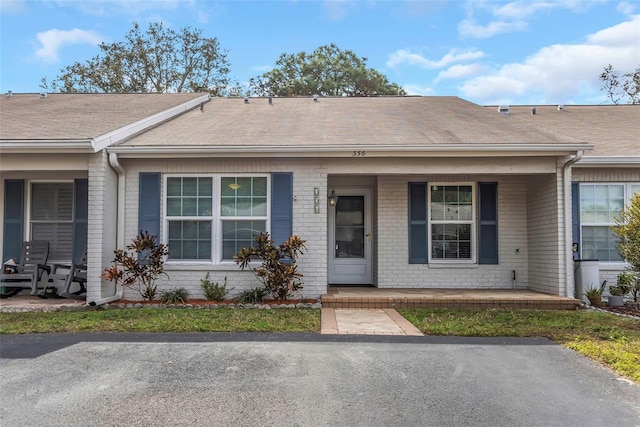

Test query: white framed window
[164,174,269,262]
[580,183,639,262]
[429,184,475,262]
[29,181,74,261]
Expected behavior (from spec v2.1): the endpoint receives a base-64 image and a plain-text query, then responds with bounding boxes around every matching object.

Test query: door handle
[365,233,371,242]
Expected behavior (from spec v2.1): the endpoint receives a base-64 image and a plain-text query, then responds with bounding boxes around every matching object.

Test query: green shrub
[201,273,232,302]
[235,287,269,304]
[159,287,189,304]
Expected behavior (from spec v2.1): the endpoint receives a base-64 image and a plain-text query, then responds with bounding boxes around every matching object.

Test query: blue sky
[1,0,638,105]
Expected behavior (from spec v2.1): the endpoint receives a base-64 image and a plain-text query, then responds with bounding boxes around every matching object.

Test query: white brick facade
[87,151,118,301]
[96,154,583,299]
[376,175,537,290]
[118,158,328,300]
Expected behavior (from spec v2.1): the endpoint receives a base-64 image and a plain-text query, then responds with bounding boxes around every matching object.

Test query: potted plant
[584,282,605,307]
[608,272,633,307]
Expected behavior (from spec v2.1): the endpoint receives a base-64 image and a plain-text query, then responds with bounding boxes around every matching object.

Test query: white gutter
[575,156,640,167]
[108,143,593,157]
[92,94,211,152]
[563,150,584,299]
[87,152,126,306]
[0,140,94,152]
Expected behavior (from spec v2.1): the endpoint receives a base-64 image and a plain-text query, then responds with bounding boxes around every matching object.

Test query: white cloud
[197,9,209,24]
[435,63,486,82]
[617,2,636,15]
[459,0,607,38]
[35,28,103,61]
[0,0,27,14]
[493,1,558,20]
[459,15,640,104]
[402,83,434,96]
[493,1,604,20]
[43,0,192,16]
[458,18,526,38]
[322,0,355,21]
[387,48,485,70]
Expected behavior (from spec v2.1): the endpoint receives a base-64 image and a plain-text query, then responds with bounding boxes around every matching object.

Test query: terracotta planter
[588,296,602,307]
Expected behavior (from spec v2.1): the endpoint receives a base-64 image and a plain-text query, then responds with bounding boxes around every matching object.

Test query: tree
[599,64,640,104]
[249,43,406,97]
[611,191,640,301]
[42,22,240,96]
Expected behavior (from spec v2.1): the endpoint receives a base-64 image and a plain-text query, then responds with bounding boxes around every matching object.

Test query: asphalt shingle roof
[118,96,585,148]
[496,105,640,157]
[0,92,205,141]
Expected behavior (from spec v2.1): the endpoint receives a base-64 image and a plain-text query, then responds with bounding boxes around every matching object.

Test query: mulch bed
[114,298,320,307]
[592,302,640,319]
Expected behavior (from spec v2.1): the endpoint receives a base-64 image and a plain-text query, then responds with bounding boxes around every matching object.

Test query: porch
[321,287,581,310]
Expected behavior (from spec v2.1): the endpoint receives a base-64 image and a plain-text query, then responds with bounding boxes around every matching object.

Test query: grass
[0,308,320,334]
[399,308,640,383]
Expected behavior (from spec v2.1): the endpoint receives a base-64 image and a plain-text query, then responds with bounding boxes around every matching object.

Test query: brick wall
[526,169,563,295]
[376,175,531,289]
[119,158,328,300]
[86,151,118,301]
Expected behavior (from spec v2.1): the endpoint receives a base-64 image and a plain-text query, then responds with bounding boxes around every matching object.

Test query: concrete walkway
[321,308,423,335]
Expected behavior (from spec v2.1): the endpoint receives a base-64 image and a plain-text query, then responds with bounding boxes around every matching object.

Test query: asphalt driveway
[1,334,639,426]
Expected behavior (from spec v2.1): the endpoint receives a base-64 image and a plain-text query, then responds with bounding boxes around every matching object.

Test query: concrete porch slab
[321,287,580,310]
[0,295,86,312]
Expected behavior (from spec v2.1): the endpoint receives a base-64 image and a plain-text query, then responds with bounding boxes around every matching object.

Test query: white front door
[328,188,372,284]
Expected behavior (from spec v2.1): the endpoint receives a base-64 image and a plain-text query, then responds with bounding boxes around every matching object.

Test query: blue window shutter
[2,179,24,262]
[271,173,293,245]
[72,179,88,264]
[408,182,428,264]
[139,173,161,241]
[571,182,580,261]
[478,182,498,264]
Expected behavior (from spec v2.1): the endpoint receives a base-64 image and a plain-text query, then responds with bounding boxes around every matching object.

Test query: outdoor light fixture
[328,189,338,206]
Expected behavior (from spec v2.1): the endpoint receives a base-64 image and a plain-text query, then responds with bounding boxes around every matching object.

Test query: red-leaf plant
[101,230,169,301]
[235,232,306,301]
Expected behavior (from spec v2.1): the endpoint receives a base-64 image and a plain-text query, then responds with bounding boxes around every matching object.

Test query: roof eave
[575,156,640,167]
[108,143,593,158]
[0,140,94,153]
[91,93,211,152]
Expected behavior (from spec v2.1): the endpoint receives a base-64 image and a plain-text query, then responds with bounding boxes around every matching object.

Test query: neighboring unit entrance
[328,188,372,284]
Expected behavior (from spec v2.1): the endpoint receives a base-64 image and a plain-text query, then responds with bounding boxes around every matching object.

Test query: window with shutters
[165,175,269,262]
[30,182,73,261]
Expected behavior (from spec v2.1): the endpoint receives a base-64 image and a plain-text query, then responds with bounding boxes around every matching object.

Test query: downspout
[87,152,125,306]
[563,150,583,298]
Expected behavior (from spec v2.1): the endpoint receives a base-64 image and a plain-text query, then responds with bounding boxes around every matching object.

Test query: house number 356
[352,151,366,157]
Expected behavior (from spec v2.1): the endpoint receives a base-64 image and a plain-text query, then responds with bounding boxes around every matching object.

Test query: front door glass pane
[335,196,365,258]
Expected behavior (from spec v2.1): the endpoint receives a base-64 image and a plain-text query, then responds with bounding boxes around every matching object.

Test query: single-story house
[1,94,638,303]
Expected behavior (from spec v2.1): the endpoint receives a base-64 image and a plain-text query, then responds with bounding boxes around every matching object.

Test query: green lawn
[399,308,640,383]
[0,308,321,334]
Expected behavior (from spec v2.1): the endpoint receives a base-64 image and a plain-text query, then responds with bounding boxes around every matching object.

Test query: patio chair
[50,249,87,300]
[0,241,50,298]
